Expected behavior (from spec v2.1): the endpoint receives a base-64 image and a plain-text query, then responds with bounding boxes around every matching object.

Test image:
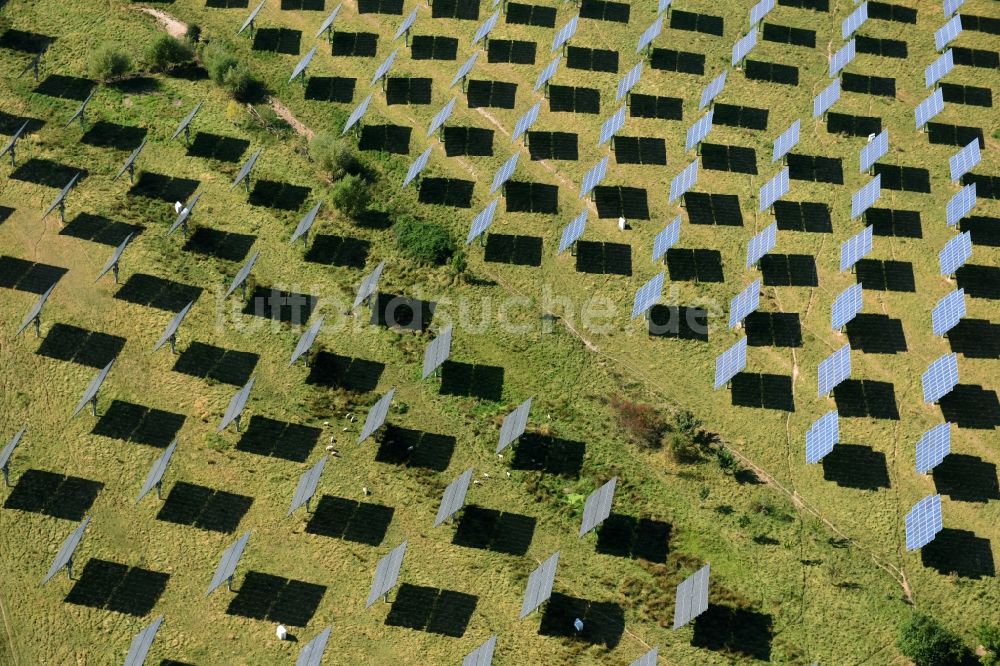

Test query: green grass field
[0,0,997,663]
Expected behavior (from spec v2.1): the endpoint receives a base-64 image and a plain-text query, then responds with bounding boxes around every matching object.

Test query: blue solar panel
[652,217,681,262]
[758,168,789,212]
[949,139,980,183]
[945,183,976,227]
[658,0,671,13]
[315,5,342,38]
[559,210,588,254]
[925,50,954,88]
[905,495,943,551]
[631,272,664,319]
[749,0,775,26]
[831,283,863,330]
[402,148,431,188]
[818,344,851,396]
[805,411,838,463]
[859,130,888,173]
[580,156,608,198]
[746,223,777,267]
[915,424,951,474]
[699,71,727,111]
[939,231,972,276]
[616,62,644,102]
[732,30,757,67]
[932,288,965,337]
[829,40,856,78]
[935,14,962,51]
[840,225,873,271]
[686,109,714,151]
[943,0,964,16]
[427,97,457,136]
[915,88,945,129]
[451,52,479,87]
[922,353,959,403]
[395,7,418,40]
[599,106,627,146]
[772,120,800,163]
[851,174,881,220]
[371,49,399,87]
[342,94,373,135]
[491,152,519,193]
[289,45,318,84]
[714,337,747,390]
[473,10,500,45]
[842,1,868,38]
[552,15,579,52]
[512,102,542,142]
[534,55,561,92]
[467,198,500,244]
[669,160,698,203]
[636,16,663,53]
[728,280,761,328]
[814,79,841,118]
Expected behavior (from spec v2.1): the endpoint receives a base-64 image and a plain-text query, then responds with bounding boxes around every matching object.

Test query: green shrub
[897,613,968,666]
[449,249,468,276]
[146,35,193,71]
[88,44,131,81]
[716,448,739,473]
[674,409,702,437]
[201,42,257,101]
[330,174,370,219]
[610,396,666,449]
[665,432,702,463]
[310,132,356,179]
[976,623,1000,666]
[393,217,456,265]
[186,24,202,44]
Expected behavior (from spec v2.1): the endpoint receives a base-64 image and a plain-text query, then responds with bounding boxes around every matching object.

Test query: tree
[330,174,370,219]
[88,44,132,82]
[393,216,456,265]
[146,35,193,71]
[897,613,968,666]
[201,42,257,101]
[310,132,356,180]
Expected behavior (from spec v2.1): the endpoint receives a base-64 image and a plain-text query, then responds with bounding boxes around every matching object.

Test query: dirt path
[138,7,187,38]
[270,98,314,140]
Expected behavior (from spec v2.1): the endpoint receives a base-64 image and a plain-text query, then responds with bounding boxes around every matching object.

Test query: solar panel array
[289,45,318,84]
[0,427,25,474]
[552,15,579,52]
[945,183,976,227]
[422,325,454,379]
[599,106,627,146]
[218,376,255,432]
[925,49,954,88]
[435,468,474,527]
[237,1,265,36]
[354,260,385,308]
[772,120,800,163]
[558,210,588,254]
[467,198,500,245]
[153,301,194,352]
[580,156,609,198]
[939,231,972,276]
[206,530,251,596]
[137,439,178,503]
[631,271,664,319]
[491,152,519,194]
[859,130,888,173]
[948,140,981,183]
[123,615,163,666]
[463,635,498,666]
[851,175,881,220]
[42,516,90,585]
[932,289,966,337]
[616,61,644,102]
[915,88,945,130]
[840,225,873,271]
[288,457,327,516]
[669,160,699,203]
[922,353,959,403]
[512,102,541,141]
[905,495,943,551]
[728,280,761,329]
[714,337,747,390]
[16,283,55,337]
[749,0,775,26]
[746,223,777,267]
[357,388,396,444]
[672,564,710,629]
[915,424,952,474]
[579,477,616,537]
[732,30,758,67]
[758,168,789,212]
[519,551,560,618]
[170,101,202,141]
[497,397,533,453]
[224,251,260,298]
[817,344,851,397]
[342,94,373,135]
[813,79,841,118]
[472,11,500,45]
[831,283,863,331]
[402,147,432,188]
[699,72,727,111]
[652,217,681,262]
[366,541,407,608]
[842,2,869,38]
[685,109,714,151]
[829,40,856,78]
[636,16,663,53]
[296,627,333,666]
[533,56,561,92]
[371,49,399,87]
[394,7,418,40]
[451,52,479,88]
[72,359,114,418]
[290,201,323,245]
[805,411,839,464]
[427,97,457,136]
[934,14,962,51]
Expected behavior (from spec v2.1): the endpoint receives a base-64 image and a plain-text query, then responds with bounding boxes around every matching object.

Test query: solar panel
[72,359,114,418]
[316,5,342,38]
[636,16,663,53]
[137,439,177,503]
[939,231,972,276]
[922,353,958,403]
[935,15,962,52]
[533,55,561,92]
[949,139,980,183]
[580,156,609,198]
[296,627,333,666]
[512,102,541,141]
[237,1,266,36]
[207,530,251,596]
[473,10,500,45]
[579,477,616,537]
[171,102,202,142]
[0,120,29,162]
[749,0,775,25]
[669,160,699,203]
[945,183,976,227]
[817,344,851,397]
[599,106,627,146]
[805,411,839,463]
[758,168,789,212]
[343,94,373,135]
[925,50,954,88]
[915,424,951,474]
[831,283,863,330]
[421,325,453,379]
[631,272,664,319]
[435,468,474,527]
[842,1,868,38]
[289,45,318,84]
[829,40,855,78]
[658,0,671,13]
[353,260,385,308]
[728,280,761,329]
[851,175,881,220]
[497,397,533,454]
[0,427,25,481]
[905,495,943,551]
[813,78,841,118]
[230,149,262,191]
[113,138,147,182]
[519,551,559,618]
[713,337,747,390]
[685,109,713,151]
[427,98,457,136]
[366,541,407,608]
[467,198,500,245]
[840,225,873,272]
[672,564,710,629]
[402,147,432,188]
[168,192,201,237]
[64,88,95,128]
[123,615,163,666]
[746,224,777,268]
[772,120,800,163]
[616,61,644,102]
[463,635,497,666]
[491,152,519,194]
[451,52,479,88]
[652,217,681,262]
[42,173,80,221]
[289,457,327,516]
[372,49,399,87]
[943,0,964,16]
[732,30,757,66]
[16,283,55,338]
[218,377,255,432]
[915,88,945,129]
[290,201,323,245]
[552,15,579,52]
[225,251,260,299]
[153,301,194,353]
[932,289,965,337]
[358,388,396,444]
[95,233,133,283]
[42,516,91,585]
[290,316,325,367]
[558,210,588,254]
[859,130,888,173]
[395,7,418,40]
[699,71,727,111]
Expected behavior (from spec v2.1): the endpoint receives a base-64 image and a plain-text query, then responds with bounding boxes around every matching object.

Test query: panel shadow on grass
[538,592,624,648]
[575,241,632,276]
[374,425,455,472]
[242,286,317,324]
[79,121,146,151]
[730,373,794,411]
[648,305,709,341]
[960,216,1000,247]
[227,572,325,626]
[772,200,832,233]
[872,163,931,193]
[504,181,558,214]
[248,180,311,211]
[921,529,995,579]
[305,234,370,268]
[65,559,168,617]
[9,158,87,188]
[593,186,649,219]
[418,177,474,208]
[684,192,743,226]
[60,213,142,246]
[115,273,202,312]
[371,293,435,332]
[91,400,185,448]
[948,319,1000,359]
[33,74,94,100]
[484,234,543,267]
[938,384,1000,429]
[595,514,670,562]
[304,76,356,102]
[855,259,916,292]
[867,208,922,238]
[821,444,890,489]
[156,481,252,533]
[0,110,45,135]
[36,323,125,368]
[129,172,199,203]
[956,265,1000,300]
[186,132,249,163]
[691,604,773,661]
[509,432,585,477]
[787,153,844,183]
[304,495,394,545]
[0,28,54,52]
[0,206,13,225]
[451,505,535,555]
[833,380,900,420]
[359,125,411,154]
[385,584,477,637]
[306,352,384,392]
[183,227,256,262]
[252,28,301,55]
[933,455,999,503]
[235,416,321,462]
[206,0,250,6]
[744,311,802,347]
[439,360,504,401]
[759,254,818,287]
[666,248,725,283]
[845,314,906,353]
[172,341,258,386]
[0,256,67,293]
[3,469,102,520]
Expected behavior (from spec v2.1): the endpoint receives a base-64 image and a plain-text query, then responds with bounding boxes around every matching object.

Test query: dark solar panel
[951,47,1000,69]
[941,83,993,107]
[548,85,600,114]
[773,200,832,232]
[443,126,494,156]
[745,60,799,85]
[527,131,579,160]
[670,10,724,36]
[761,23,816,47]
[613,136,666,165]
[841,72,895,97]
[579,0,630,23]
[331,31,378,57]
[867,1,916,23]
[826,112,881,138]
[359,125,411,154]
[787,153,844,184]
[411,35,458,60]
[872,163,931,193]
[505,2,556,27]
[467,80,518,109]
[629,94,682,120]
[385,77,433,105]
[566,46,619,73]
[649,49,705,75]
[712,103,768,130]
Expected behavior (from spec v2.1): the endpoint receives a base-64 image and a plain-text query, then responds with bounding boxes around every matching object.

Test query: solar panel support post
[168,333,177,355]
[1,462,10,487]
[57,198,66,224]
[89,395,98,417]
[183,124,192,146]
[65,556,75,581]
[8,142,16,168]
[32,314,41,338]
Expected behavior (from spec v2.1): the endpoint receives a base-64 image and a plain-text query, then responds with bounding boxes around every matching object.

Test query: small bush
[310,132,356,179]
[201,42,258,101]
[897,613,969,666]
[394,217,456,265]
[88,44,132,81]
[665,432,702,464]
[186,24,202,44]
[449,249,467,276]
[976,623,1000,666]
[610,396,667,449]
[716,448,739,474]
[330,174,370,219]
[674,409,702,437]
[146,35,193,71]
